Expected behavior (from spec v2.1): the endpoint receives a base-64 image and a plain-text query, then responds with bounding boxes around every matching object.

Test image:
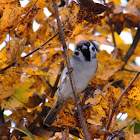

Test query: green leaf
[137,104,140,109]
[14,78,35,103]
[128,123,134,131]
[9,127,34,140]
[134,122,140,134]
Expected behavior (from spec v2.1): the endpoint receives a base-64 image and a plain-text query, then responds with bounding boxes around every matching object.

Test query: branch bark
[52,0,90,139]
[122,27,140,67]
[103,71,140,140]
[0,106,4,125]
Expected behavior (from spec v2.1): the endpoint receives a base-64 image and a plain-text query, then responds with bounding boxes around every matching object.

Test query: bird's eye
[92,47,95,51]
[86,42,90,47]
[74,51,79,56]
[77,46,80,50]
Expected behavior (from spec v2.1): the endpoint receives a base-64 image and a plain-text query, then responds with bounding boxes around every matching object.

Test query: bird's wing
[60,67,69,85]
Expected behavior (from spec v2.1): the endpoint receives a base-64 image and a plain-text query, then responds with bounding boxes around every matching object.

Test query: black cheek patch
[92,47,95,51]
[74,51,79,56]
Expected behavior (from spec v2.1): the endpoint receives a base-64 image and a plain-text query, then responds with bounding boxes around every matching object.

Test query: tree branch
[28,106,49,131]
[0,32,60,73]
[121,68,138,73]
[122,27,140,68]
[0,106,4,125]
[23,0,38,18]
[103,0,116,48]
[23,32,60,59]
[103,71,140,140]
[52,0,90,139]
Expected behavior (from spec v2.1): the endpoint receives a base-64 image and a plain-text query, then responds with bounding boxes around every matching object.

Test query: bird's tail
[43,101,65,126]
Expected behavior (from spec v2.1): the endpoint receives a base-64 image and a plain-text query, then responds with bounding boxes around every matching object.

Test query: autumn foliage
[0,0,140,139]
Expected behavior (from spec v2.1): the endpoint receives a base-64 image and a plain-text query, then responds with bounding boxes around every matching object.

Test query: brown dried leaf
[126,0,140,16]
[0,0,22,36]
[78,0,106,24]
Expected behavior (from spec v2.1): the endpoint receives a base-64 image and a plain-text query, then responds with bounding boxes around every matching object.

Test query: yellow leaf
[92,105,106,118]
[0,47,9,69]
[94,50,124,83]
[14,78,35,103]
[55,111,77,127]
[87,115,102,125]
[1,96,23,111]
[114,32,123,45]
[30,0,48,8]
[0,68,22,100]
[108,0,121,5]
[45,96,56,107]
[112,71,136,88]
[26,68,49,76]
[128,79,140,100]
[0,1,22,34]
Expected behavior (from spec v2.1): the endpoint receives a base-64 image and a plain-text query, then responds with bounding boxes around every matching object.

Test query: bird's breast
[58,57,97,101]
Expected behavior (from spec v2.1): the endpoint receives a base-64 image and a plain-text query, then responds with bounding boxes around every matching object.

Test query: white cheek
[79,53,85,60]
[90,48,96,58]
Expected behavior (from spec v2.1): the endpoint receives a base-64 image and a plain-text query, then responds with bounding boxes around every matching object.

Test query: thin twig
[0,32,60,73]
[28,62,64,130]
[0,106,4,125]
[103,71,140,140]
[103,0,116,47]
[15,0,39,34]
[52,0,90,139]
[0,62,16,74]
[28,106,49,131]
[122,27,140,68]
[121,117,136,130]
[24,0,38,17]
[110,118,136,140]
[121,68,138,73]
[0,0,61,73]
[23,32,60,59]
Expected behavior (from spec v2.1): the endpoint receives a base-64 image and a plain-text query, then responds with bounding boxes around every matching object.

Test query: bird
[44,40,98,126]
